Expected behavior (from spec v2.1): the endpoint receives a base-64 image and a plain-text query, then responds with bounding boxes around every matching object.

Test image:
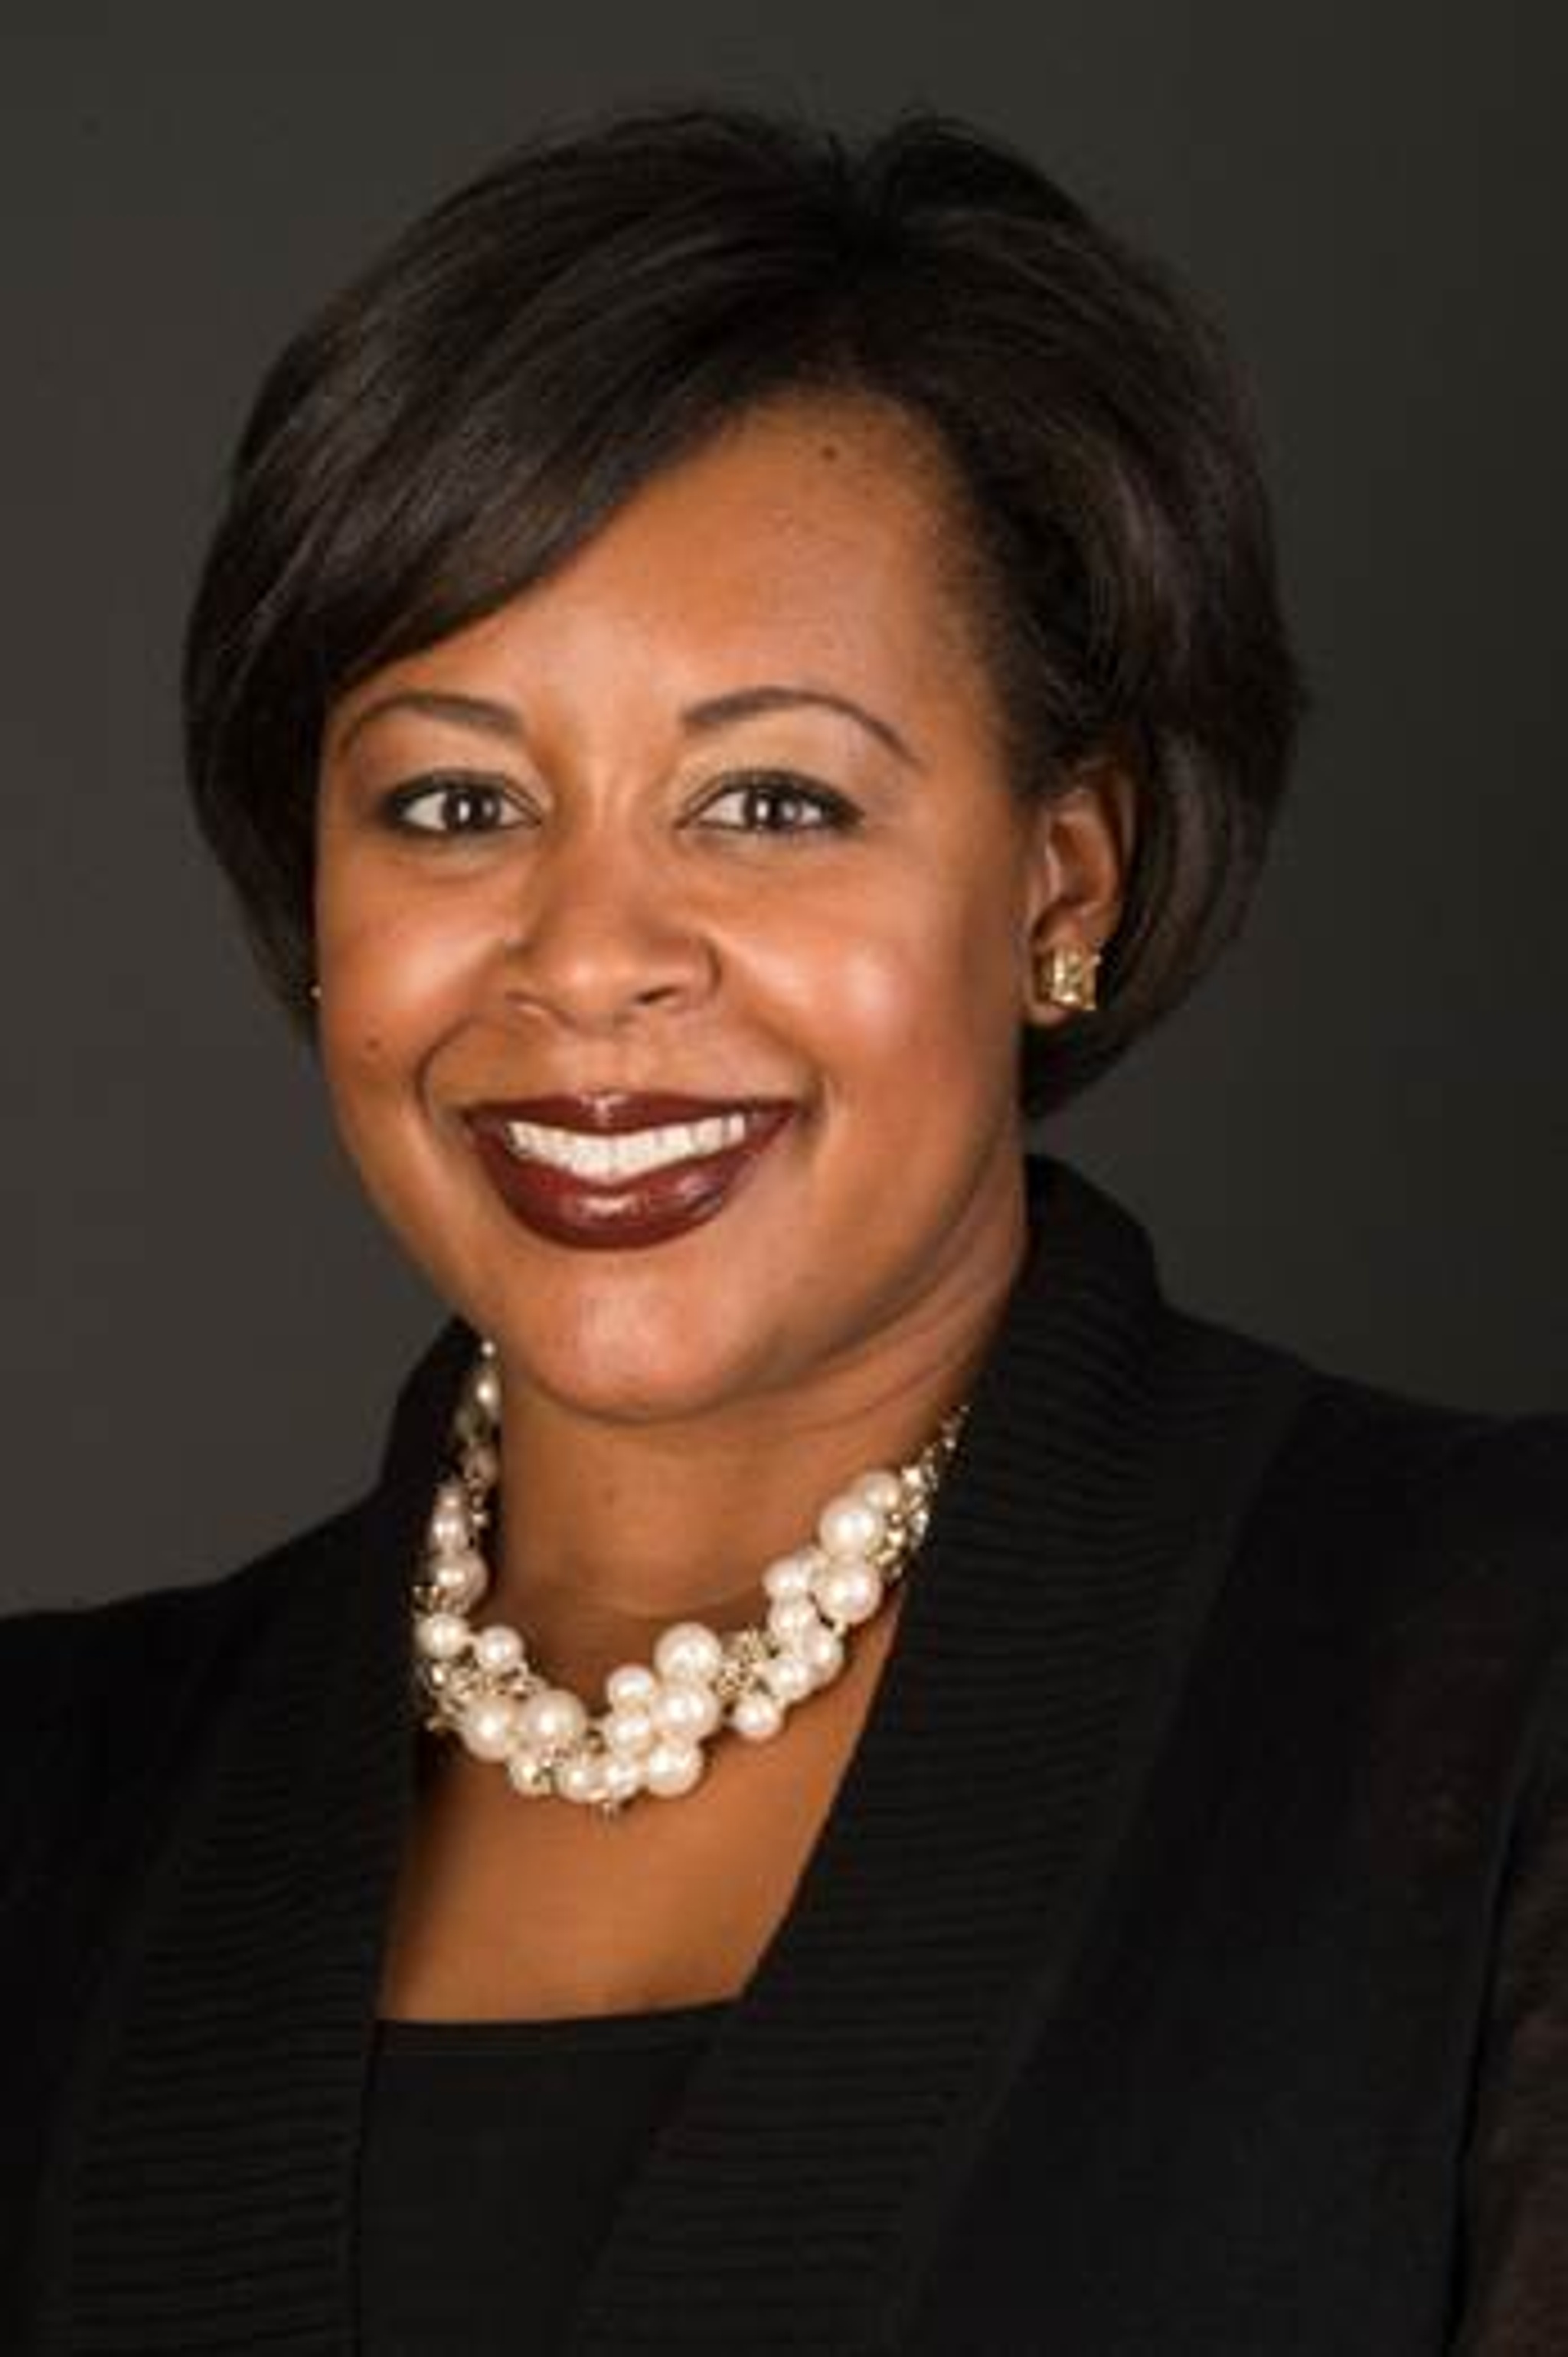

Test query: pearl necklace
[411,1340,970,1817]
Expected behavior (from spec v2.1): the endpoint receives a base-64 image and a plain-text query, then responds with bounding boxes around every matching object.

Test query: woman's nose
[494,829,718,1032]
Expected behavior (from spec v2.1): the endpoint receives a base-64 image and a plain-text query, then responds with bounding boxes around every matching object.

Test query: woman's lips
[466,1106,796,1250]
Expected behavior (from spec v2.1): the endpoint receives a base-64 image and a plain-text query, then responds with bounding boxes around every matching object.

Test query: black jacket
[4,1153,1567,2354]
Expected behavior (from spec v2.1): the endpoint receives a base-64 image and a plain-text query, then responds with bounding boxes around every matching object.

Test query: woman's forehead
[523,394,972,614]
[333,397,988,732]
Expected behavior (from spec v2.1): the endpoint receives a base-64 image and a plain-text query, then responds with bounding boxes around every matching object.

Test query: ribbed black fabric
[4,1152,1566,2353]
[358,2004,728,2353]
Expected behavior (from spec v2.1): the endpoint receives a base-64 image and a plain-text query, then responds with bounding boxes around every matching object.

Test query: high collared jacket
[3,1153,1567,2354]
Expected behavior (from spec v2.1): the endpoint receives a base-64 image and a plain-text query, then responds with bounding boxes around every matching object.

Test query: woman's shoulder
[1185,1309,1568,1684]
[1167,1297,1568,1525]
[1272,1344,1568,1546]
[0,1490,371,1790]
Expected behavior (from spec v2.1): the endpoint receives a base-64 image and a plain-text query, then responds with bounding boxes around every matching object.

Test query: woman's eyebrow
[332,689,522,759]
[681,685,926,770]
[332,681,925,770]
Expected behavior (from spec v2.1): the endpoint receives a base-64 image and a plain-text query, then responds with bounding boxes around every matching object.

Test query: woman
[4,96,1565,2356]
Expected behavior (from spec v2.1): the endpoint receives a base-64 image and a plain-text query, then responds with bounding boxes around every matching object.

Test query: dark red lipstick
[464,1094,796,1250]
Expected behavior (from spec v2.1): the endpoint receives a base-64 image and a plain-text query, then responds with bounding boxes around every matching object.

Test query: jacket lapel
[42,1154,1312,2354]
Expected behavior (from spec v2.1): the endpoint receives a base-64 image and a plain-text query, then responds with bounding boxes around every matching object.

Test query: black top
[358,2002,731,2354]
[5,1155,1568,2352]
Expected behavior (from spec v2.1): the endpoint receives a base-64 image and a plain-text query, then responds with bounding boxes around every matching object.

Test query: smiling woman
[5,94,1568,2357]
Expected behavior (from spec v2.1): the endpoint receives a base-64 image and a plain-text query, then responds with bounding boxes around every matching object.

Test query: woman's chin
[482,1310,796,1431]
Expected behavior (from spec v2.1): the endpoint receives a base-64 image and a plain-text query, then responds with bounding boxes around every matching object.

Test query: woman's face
[314,391,1129,1425]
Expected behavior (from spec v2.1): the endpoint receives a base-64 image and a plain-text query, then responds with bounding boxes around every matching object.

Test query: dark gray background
[5,8,1564,1613]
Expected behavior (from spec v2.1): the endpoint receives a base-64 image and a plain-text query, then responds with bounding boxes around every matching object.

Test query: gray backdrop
[5,6,1564,1613]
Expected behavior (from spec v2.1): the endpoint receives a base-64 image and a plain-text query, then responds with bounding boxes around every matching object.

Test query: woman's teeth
[500,1112,751,1182]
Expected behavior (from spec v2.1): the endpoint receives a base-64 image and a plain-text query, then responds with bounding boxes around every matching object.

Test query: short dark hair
[183,96,1310,1116]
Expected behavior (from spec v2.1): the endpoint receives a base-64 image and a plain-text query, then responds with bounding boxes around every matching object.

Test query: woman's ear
[1020,744,1139,1026]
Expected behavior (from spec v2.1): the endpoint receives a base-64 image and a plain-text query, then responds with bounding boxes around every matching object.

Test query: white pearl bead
[855,1469,903,1513]
[731,1688,786,1741]
[505,1747,550,1795]
[762,1651,813,1704]
[473,1624,524,1675]
[606,1662,660,1710]
[814,1561,884,1627]
[462,1440,500,1489]
[766,1594,822,1648]
[470,1363,502,1423]
[428,1502,472,1558]
[653,1622,724,1684]
[518,1687,587,1751]
[455,1395,489,1446]
[798,1623,846,1686]
[428,1551,488,1611]
[761,1547,825,1601]
[604,1703,657,1755]
[415,1612,469,1662]
[818,1492,886,1560]
[554,1749,604,1804]
[644,1738,706,1797]
[459,1698,520,1760]
[654,1677,721,1742]
[602,1751,645,1803]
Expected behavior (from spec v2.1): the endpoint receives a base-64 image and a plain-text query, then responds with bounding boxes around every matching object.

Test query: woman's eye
[381,776,526,836]
[695,773,861,837]
[374,770,858,841]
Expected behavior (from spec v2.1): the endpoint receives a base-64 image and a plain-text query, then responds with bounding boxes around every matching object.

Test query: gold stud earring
[1033,940,1102,1014]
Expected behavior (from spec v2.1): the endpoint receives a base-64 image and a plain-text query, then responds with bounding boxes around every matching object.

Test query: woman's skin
[314,388,1137,2015]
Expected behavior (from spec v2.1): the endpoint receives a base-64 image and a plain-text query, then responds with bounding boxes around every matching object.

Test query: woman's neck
[481,1279,1009,1702]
